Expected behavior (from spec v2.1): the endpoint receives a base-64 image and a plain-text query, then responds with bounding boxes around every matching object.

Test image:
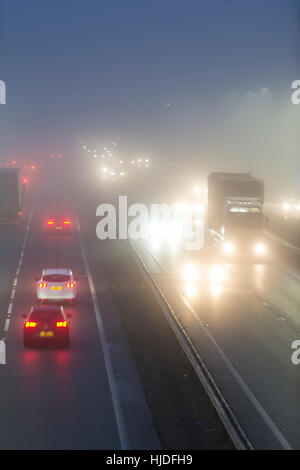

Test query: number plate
[40,331,54,337]
[51,286,62,290]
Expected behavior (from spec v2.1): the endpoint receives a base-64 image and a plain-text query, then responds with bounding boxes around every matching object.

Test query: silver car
[36,268,77,304]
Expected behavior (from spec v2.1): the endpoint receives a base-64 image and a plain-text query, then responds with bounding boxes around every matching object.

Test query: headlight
[210,265,225,283]
[184,282,197,298]
[254,242,265,255]
[182,263,199,282]
[223,241,235,254]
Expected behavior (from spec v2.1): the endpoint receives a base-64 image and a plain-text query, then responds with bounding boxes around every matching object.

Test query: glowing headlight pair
[222,241,266,255]
[182,264,225,283]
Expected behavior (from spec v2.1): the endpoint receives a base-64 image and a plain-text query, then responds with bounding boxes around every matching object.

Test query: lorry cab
[207,173,268,260]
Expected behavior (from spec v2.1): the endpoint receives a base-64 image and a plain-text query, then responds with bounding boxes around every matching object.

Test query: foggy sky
[0,0,299,192]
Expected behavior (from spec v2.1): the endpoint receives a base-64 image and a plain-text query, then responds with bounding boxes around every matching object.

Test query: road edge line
[127,239,253,450]
[76,219,130,450]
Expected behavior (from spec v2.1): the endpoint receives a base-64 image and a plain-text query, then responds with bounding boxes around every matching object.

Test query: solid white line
[76,218,130,450]
[180,295,292,450]
[4,319,10,332]
[1,207,34,340]
[265,230,300,254]
[133,240,292,450]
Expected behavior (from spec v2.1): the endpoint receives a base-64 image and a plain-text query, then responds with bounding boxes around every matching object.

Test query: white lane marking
[180,295,292,450]
[1,207,34,346]
[265,230,300,254]
[76,218,130,450]
[138,241,292,450]
[4,319,10,332]
[0,340,6,364]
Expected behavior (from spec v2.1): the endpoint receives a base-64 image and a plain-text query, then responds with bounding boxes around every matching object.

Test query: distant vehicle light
[184,282,197,298]
[182,263,199,282]
[25,321,37,328]
[210,284,223,297]
[254,243,265,255]
[223,241,235,254]
[282,203,290,212]
[210,265,225,283]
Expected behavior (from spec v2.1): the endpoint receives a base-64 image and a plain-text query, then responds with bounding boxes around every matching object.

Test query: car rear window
[50,215,70,222]
[43,274,71,282]
[30,311,64,321]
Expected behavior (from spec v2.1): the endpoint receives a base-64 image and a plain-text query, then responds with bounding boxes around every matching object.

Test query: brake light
[38,282,47,288]
[63,220,70,225]
[25,321,37,328]
[66,282,75,288]
[56,321,67,328]
[47,221,54,225]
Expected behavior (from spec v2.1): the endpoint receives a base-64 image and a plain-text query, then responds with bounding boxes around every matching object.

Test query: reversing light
[25,321,37,328]
[56,321,67,328]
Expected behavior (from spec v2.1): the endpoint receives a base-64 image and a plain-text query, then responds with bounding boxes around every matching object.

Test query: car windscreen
[42,274,71,282]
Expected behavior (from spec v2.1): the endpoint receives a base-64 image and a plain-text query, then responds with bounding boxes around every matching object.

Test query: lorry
[206,172,267,259]
[0,168,24,225]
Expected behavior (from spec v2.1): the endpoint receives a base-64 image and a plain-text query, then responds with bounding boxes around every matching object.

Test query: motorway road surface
[1,155,300,449]
[0,167,159,450]
[75,157,300,450]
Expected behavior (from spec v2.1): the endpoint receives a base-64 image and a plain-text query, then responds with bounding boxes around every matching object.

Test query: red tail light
[66,282,75,288]
[56,321,67,328]
[38,282,47,288]
[25,321,37,328]
[47,221,54,225]
[63,220,70,225]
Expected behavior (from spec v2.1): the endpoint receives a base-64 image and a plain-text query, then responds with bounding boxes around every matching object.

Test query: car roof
[30,305,64,314]
[42,268,72,275]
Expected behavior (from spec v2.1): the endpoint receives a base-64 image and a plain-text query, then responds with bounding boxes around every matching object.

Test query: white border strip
[76,219,130,450]
[128,240,252,450]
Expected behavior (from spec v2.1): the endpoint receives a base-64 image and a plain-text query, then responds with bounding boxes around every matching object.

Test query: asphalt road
[2,154,300,450]
[0,165,159,450]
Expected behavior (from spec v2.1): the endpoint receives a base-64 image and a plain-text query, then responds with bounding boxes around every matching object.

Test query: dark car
[23,305,70,347]
[45,214,73,233]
